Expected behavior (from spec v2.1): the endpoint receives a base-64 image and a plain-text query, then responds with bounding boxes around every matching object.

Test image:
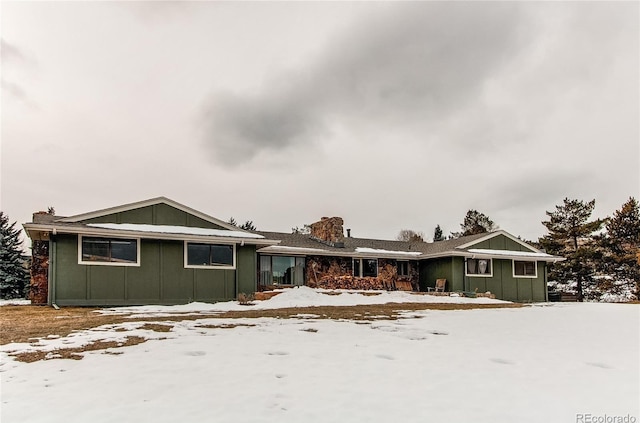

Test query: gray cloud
[1,39,25,63]
[1,39,38,107]
[200,3,528,165]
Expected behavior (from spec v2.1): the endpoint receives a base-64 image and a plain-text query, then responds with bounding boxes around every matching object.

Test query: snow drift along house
[23,197,563,306]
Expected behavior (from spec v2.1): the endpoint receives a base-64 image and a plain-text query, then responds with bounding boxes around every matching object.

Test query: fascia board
[23,223,280,246]
[258,246,423,260]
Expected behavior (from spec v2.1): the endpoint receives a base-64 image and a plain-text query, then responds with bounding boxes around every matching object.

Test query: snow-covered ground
[95,287,507,317]
[0,299,31,306]
[1,289,638,423]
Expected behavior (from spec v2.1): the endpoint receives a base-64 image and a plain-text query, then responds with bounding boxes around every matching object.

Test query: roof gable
[454,230,541,253]
[56,197,241,231]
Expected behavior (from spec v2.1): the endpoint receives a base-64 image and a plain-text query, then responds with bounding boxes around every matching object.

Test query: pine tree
[240,220,256,231]
[602,197,640,285]
[228,217,237,226]
[0,212,29,299]
[540,198,604,301]
[433,225,444,242]
[452,210,496,238]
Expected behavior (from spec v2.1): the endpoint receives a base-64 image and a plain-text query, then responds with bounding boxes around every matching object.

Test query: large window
[185,242,234,269]
[259,255,305,286]
[466,258,492,277]
[353,258,378,277]
[80,237,139,266]
[513,260,537,278]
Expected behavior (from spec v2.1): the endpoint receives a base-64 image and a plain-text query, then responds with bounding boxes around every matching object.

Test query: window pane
[467,259,491,275]
[273,256,295,284]
[260,256,272,285]
[294,257,305,285]
[110,239,137,263]
[478,259,490,274]
[187,244,210,266]
[467,259,477,274]
[524,261,535,275]
[363,259,378,277]
[211,245,233,266]
[515,261,536,276]
[353,259,361,277]
[82,238,110,262]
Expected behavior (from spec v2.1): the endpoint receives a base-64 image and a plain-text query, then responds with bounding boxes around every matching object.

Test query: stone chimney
[310,217,344,244]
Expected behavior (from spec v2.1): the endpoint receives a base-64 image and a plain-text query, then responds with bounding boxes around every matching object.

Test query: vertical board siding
[82,204,226,229]
[53,235,243,305]
[237,245,257,295]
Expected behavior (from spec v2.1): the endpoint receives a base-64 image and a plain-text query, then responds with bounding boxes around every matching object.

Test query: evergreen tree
[240,220,256,231]
[0,212,29,299]
[452,210,496,238]
[540,198,604,301]
[228,217,237,226]
[602,197,640,285]
[433,225,444,242]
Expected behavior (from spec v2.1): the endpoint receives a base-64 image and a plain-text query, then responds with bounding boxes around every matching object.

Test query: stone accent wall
[309,217,344,243]
[304,256,419,291]
[29,240,49,305]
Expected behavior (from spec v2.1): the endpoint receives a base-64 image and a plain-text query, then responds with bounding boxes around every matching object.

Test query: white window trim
[78,235,141,267]
[184,241,236,270]
[465,258,493,277]
[513,260,538,278]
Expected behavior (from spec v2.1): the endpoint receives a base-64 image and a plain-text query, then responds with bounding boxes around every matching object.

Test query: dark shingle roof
[257,230,492,256]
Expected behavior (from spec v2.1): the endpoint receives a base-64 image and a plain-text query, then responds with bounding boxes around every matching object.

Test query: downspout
[50,234,57,306]
[234,242,241,299]
[544,263,549,302]
[234,247,239,300]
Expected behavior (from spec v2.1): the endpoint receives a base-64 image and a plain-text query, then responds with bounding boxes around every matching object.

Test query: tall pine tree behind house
[452,210,496,238]
[0,212,29,299]
[602,197,640,289]
[433,225,445,242]
[540,198,604,301]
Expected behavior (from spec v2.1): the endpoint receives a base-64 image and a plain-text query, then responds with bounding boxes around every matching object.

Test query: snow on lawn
[2,300,638,423]
[96,286,507,317]
[0,299,30,306]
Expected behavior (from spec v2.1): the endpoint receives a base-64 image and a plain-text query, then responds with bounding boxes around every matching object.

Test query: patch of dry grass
[195,323,257,329]
[9,336,148,363]
[138,323,173,333]
[1,302,523,348]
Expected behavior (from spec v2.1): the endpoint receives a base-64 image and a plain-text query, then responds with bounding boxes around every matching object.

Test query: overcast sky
[1,1,638,247]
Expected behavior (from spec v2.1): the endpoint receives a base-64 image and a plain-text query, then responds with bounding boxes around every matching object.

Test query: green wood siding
[464,259,547,302]
[237,245,257,295]
[51,234,255,306]
[82,204,226,229]
[418,235,547,301]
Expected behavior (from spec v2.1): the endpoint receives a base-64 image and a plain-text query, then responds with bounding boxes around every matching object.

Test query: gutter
[23,223,281,247]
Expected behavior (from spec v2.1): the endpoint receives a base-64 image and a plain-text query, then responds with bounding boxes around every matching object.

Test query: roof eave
[23,223,280,246]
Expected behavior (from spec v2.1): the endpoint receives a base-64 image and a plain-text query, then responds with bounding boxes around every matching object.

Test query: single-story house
[23,197,564,306]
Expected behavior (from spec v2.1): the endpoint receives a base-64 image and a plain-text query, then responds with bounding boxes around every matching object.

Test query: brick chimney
[310,217,344,244]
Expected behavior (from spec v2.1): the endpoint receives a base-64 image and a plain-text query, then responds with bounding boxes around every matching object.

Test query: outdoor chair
[427,278,446,293]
